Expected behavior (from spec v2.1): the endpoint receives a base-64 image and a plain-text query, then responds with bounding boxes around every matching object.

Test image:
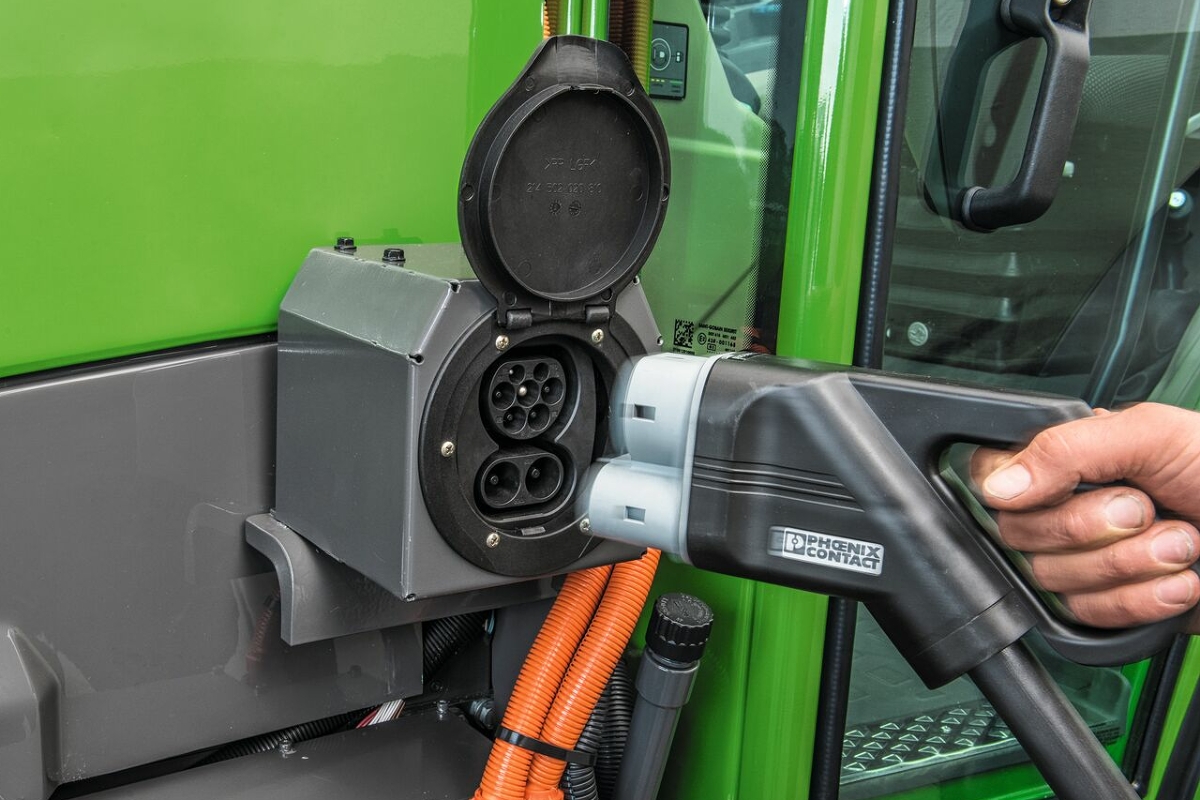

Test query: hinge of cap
[504,309,534,329]
[584,305,611,324]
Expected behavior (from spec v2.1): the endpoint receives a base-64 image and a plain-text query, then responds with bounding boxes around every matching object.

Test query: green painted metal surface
[776,0,888,365]
[1146,639,1200,799]
[557,0,584,36]
[581,0,609,40]
[0,0,542,379]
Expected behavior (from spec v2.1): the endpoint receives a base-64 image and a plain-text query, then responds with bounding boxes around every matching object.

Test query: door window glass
[848,0,1200,797]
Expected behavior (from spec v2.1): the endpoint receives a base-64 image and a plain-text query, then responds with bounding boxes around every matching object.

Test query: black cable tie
[493,726,597,766]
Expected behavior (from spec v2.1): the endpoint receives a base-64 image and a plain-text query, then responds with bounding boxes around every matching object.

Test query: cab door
[831,0,1200,797]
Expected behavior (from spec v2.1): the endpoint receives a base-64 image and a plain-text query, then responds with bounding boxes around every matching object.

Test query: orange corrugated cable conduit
[475,564,613,800]
[524,547,661,800]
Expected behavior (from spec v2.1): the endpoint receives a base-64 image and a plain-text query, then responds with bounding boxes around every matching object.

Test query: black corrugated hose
[594,658,634,800]
[197,709,364,765]
[562,657,634,800]
[562,687,608,800]
[424,611,490,679]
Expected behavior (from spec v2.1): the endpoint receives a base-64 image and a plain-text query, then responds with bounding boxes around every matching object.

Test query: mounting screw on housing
[591,329,605,345]
[495,335,511,351]
[440,441,456,458]
[335,236,357,253]
[579,518,591,533]
[383,247,406,263]
[486,532,501,548]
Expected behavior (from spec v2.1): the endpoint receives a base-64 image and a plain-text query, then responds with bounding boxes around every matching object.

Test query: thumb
[979,406,1178,510]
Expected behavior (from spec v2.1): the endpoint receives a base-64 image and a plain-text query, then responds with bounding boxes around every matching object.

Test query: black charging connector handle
[685,356,1189,692]
[958,0,1092,231]
[851,373,1194,669]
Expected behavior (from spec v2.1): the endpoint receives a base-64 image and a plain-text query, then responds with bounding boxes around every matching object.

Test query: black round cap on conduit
[646,593,713,666]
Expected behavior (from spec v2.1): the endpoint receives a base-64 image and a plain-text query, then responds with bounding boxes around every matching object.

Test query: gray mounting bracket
[244,514,556,645]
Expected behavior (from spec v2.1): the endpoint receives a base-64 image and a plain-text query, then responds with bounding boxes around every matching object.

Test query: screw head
[1171,190,1188,210]
[383,247,406,263]
[579,517,591,533]
[495,335,511,351]
[440,441,455,458]
[590,329,605,345]
[278,737,296,757]
[335,236,357,253]
[486,532,501,548]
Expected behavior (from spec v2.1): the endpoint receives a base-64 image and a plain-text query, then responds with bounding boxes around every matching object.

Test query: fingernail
[1105,495,1146,531]
[1152,529,1195,565]
[1156,574,1196,606]
[984,463,1031,500]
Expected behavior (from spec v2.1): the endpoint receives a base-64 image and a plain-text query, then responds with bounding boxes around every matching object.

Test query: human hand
[973,403,1200,634]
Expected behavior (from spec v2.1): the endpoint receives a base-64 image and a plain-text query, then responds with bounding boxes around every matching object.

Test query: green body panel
[1147,640,1200,799]
[776,0,888,364]
[556,0,584,35]
[0,0,542,379]
[581,0,609,40]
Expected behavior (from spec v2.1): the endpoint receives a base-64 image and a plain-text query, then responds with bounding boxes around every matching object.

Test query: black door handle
[960,0,1094,230]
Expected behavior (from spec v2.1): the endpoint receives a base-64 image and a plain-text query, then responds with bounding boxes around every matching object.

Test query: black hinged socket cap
[458,35,671,325]
[646,593,714,665]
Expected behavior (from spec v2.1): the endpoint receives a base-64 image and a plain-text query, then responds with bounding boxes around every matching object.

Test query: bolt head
[383,247,406,263]
[486,532,501,548]
[440,441,455,458]
[590,329,605,345]
[579,517,591,533]
[1171,190,1188,210]
[495,335,511,351]
[335,236,357,252]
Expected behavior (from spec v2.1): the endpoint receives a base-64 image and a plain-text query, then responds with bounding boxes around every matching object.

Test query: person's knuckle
[1028,556,1063,591]
[1064,593,1100,625]
[1026,425,1075,464]
[1057,504,1097,549]
[1098,544,1131,582]
[1105,591,1143,625]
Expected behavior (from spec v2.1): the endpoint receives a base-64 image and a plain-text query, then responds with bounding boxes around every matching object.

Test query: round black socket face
[488,90,653,301]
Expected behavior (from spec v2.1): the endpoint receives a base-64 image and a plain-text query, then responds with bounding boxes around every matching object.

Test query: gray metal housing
[273,244,659,601]
[0,342,421,798]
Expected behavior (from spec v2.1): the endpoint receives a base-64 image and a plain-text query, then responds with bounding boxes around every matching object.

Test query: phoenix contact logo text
[769,527,884,576]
